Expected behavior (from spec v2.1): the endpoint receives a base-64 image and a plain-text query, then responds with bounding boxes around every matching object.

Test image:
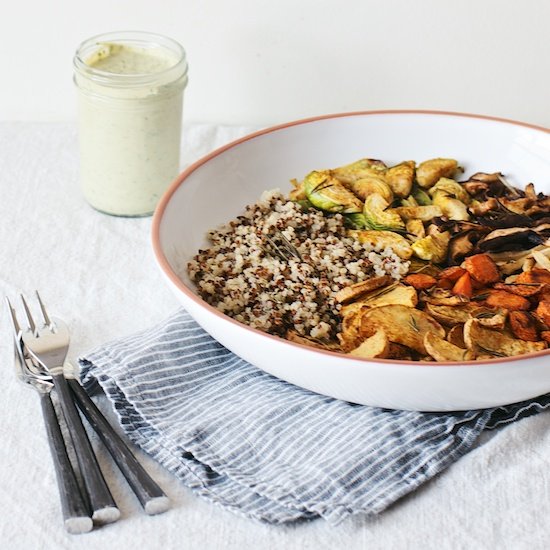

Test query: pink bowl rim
[151,109,550,368]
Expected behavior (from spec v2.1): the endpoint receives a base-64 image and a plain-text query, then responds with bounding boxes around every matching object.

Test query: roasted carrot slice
[436,278,454,290]
[493,282,544,297]
[515,268,550,285]
[464,253,500,284]
[404,273,437,290]
[438,266,467,283]
[535,301,550,327]
[484,290,530,311]
[451,272,473,298]
[509,311,539,341]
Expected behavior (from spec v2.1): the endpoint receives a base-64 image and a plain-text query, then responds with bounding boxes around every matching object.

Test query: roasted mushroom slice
[476,227,544,252]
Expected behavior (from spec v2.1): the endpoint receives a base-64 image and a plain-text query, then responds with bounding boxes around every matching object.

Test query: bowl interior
[159,112,550,290]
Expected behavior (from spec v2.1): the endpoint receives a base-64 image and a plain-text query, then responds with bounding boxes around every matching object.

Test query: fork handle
[69,380,170,515]
[39,393,93,534]
[52,373,120,524]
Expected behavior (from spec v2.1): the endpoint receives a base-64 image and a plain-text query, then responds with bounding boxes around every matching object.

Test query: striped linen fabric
[79,309,550,524]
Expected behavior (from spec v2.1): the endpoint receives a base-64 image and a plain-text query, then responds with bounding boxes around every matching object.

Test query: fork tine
[5,296,21,338]
[20,293,38,335]
[35,290,52,327]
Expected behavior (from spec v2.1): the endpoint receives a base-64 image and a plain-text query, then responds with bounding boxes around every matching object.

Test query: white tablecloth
[1,121,549,550]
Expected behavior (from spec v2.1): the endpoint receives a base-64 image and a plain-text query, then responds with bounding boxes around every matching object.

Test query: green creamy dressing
[86,43,177,74]
[77,41,184,216]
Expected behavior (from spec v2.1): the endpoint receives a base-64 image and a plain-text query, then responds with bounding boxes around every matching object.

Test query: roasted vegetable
[404,273,437,290]
[289,178,307,201]
[451,272,473,298]
[411,232,451,264]
[483,290,531,311]
[332,158,387,183]
[515,268,550,285]
[349,330,390,358]
[334,276,391,304]
[394,205,443,221]
[359,304,445,354]
[411,186,433,206]
[463,253,500,284]
[416,158,459,189]
[424,332,473,362]
[424,303,476,326]
[348,175,393,202]
[509,311,539,341]
[438,266,467,283]
[405,219,426,240]
[362,193,406,231]
[304,170,363,213]
[340,284,418,318]
[535,301,550,327]
[350,229,413,259]
[464,319,546,357]
[385,161,415,198]
[429,178,471,204]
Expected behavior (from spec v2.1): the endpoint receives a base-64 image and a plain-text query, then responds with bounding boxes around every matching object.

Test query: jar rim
[73,31,188,87]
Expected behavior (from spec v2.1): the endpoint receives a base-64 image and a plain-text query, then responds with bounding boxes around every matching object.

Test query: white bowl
[152,110,550,411]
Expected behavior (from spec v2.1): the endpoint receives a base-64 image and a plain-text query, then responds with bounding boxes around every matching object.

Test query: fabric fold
[79,309,550,524]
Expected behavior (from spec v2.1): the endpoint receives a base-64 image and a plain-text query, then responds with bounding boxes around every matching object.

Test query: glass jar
[73,31,188,217]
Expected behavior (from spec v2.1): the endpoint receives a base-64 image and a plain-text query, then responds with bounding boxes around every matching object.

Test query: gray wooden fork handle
[39,392,93,534]
[69,380,170,515]
[52,373,120,524]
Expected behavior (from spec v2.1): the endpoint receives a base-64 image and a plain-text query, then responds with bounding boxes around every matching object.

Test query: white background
[1,0,550,127]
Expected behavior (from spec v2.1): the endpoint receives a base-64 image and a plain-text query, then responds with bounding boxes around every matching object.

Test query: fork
[7,300,93,534]
[18,292,120,524]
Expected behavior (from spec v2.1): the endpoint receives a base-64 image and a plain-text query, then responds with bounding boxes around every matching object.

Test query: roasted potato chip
[360,304,445,354]
[348,330,390,358]
[424,332,473,362]
[334,276,391,304]
[470,307,507,329]
[447,324,466,348]
[340,284,418,318]
[339,308,365,352]
[424,303,475,326]
[286,330,340,351]
[463,319,546,358]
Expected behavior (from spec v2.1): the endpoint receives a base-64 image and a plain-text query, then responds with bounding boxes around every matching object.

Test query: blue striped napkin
[79,310,550,524]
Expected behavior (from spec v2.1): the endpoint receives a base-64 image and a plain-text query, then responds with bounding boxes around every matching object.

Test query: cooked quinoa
[187,190,409,341]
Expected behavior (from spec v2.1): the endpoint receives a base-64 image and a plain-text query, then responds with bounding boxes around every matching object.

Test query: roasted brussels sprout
[394,205,443,221]
[289,178,307,201]
[332,158,387,184]
[411,232,451,264]
[348,175,393,202]
[363,193,406,232]
[429,178,471,204]
[416,158,459,189]
[412,186,433,206]
[304,170,363,213]
[349,229,413,259]
[386,161,415,198]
